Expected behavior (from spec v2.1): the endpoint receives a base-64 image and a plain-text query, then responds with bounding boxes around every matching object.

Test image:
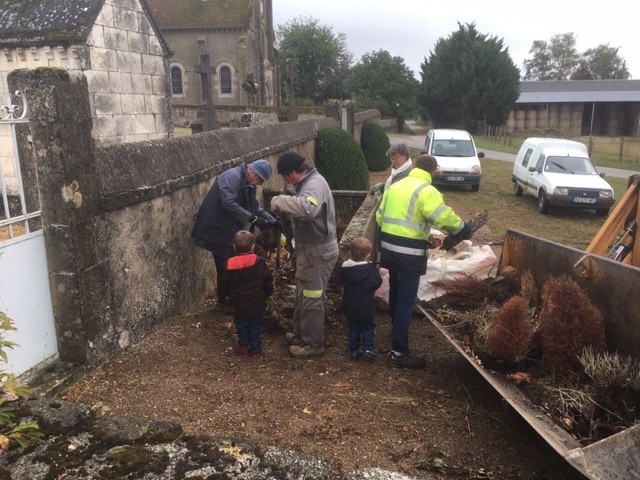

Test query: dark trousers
[213,253,228,304]
[347,317,375,354]
[388,269,420,356]
[234,315,264,354]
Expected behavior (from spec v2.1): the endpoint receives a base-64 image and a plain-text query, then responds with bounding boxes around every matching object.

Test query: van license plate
[446,176,465,182]
[573,197,596,204]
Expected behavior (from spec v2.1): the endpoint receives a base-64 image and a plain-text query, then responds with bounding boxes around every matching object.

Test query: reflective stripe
[429,204,447,223]
[380,182,431,233]
[303,288,322,298]
[380,240,427,256]
[306,195,318,206]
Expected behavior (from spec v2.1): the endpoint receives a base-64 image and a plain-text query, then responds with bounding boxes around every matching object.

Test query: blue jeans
[234,315,264,354]
[388,270,420,356]
[347,317,375,354]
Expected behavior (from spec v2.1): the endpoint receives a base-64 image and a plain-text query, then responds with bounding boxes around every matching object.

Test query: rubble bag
[374,241,498,306]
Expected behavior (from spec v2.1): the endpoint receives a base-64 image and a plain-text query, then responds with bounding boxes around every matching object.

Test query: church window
[171,66,183,95]
[220,66,232,94]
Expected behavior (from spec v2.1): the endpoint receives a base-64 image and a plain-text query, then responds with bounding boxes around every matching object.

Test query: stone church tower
[145,0,279,124]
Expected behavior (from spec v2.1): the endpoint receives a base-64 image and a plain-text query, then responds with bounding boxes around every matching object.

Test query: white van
[423,129,484,192]
[511,137,615,215]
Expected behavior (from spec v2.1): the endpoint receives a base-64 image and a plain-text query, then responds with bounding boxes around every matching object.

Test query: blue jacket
[340,259,382,321]
[191,164,275,258]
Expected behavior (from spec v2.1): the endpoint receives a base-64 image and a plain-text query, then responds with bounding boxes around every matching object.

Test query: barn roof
[517,80,640,104]
[145,0,252,30]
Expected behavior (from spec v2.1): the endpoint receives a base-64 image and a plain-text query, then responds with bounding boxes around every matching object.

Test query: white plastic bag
[374,241,498,307]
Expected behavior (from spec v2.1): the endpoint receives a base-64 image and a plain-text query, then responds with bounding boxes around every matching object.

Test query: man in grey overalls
[270,152,339,359]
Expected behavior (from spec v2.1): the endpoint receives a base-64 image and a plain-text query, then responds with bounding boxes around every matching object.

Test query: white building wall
[0,0,171,150]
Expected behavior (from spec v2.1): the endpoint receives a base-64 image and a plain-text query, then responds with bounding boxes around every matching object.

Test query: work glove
[442,235,460,251]
[442,222,473,250]
[266,295,274,309]
[249,215,270,230]
[458,221,473,240]
[269,219,283,231]
[370,182,385,195]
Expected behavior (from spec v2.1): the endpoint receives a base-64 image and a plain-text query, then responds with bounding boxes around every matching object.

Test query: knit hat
[249,159,272,182]
[277,152,305,174]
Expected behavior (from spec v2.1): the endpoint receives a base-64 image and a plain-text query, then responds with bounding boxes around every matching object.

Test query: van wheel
[471,184,480,192]
[538,192,550,214]
[513,182,523,197]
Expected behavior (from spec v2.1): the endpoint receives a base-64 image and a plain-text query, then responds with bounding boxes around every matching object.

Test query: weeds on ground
[0,310,42,450]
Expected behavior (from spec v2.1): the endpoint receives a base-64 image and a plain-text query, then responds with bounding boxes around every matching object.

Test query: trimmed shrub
[360,120,390,172]
[315,128,369,190]
[539,276,606,379]
[486,295,532,362]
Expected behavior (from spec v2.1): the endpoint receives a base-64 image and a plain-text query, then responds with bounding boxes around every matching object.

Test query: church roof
[0,0,104,46]
[145,0,252,30]
[517,80,640,104]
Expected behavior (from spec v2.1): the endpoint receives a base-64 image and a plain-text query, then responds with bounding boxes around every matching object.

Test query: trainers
[233,346,249,358]
[284,332,303,346]
[349,350,362,360]
[250,350,262,358]
[387,352,425,369]
[289,344,325,359]
[362,350,379,362]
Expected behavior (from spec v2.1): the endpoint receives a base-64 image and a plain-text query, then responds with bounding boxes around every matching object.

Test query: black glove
[442,235,461,251]
[458,221,473,240]
[269,219,283,231]
[250,215,270,230]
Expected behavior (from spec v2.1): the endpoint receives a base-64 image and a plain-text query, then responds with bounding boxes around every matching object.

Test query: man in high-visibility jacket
[376,154,472,368]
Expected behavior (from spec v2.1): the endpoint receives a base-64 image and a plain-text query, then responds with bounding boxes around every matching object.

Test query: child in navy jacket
[340,237,383,360]
[225,230,273,357]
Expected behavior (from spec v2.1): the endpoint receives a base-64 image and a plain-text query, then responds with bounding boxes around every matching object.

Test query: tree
[572,44,630,80]
[523,34,630,80]
[418,23,520,131]
[523,33,579,80]
[346,50,419,117]
[275,16,352,103]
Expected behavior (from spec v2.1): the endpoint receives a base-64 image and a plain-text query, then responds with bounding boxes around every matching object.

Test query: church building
[145,0,279,125]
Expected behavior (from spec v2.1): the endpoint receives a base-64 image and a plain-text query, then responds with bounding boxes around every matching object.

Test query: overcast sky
[272,0,639,80]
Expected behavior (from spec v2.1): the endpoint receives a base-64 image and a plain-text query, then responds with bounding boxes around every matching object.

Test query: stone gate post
[8,68,102,365]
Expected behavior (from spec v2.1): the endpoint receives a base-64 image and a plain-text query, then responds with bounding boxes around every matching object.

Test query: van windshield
[432,140,475,157]
[543,156,597,175]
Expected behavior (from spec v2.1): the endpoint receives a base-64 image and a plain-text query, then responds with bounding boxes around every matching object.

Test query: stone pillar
[8,68,102,364]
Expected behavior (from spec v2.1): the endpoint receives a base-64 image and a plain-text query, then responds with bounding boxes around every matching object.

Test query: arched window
[170,66,183,95]
[220,66,232,94]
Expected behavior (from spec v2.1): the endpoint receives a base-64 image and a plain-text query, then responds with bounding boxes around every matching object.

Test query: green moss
[105,445,169,477]
[33,67,70,81]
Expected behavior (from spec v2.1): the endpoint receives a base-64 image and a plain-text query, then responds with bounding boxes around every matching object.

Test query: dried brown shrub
[430,274,493,310]
[486,295,533,362]
[519,270,538,308]
[539,276,606,379]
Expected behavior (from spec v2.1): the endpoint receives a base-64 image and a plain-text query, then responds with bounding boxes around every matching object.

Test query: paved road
[387,131,638,180]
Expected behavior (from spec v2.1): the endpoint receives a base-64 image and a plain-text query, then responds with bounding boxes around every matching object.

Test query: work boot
[288,344,325,359]
[284,332,303,346]
[387,352,425,369]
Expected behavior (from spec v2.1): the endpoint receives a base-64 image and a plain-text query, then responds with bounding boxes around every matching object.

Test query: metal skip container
[422,229,640,480]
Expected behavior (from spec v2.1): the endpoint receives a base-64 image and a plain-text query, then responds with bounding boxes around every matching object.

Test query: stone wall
[9,68,338,368]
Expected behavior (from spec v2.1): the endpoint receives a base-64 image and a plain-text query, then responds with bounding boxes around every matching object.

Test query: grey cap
[249,159,272,182]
